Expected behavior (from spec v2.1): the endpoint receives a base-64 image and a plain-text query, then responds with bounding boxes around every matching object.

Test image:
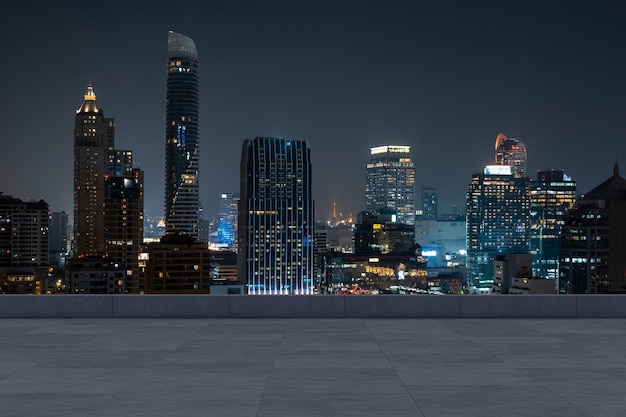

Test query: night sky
[1,0,625,222]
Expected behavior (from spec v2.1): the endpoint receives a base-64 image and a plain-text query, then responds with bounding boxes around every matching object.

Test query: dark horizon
[1,0,625,222]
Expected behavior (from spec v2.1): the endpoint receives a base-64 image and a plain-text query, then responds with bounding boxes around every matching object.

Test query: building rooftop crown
[76,83,100,114]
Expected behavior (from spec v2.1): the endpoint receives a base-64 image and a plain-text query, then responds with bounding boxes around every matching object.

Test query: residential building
[164,31,200,238]
[421,185,438,220]
[66,255,126,294]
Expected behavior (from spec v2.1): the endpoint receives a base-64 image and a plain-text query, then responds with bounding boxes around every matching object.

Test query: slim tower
[365,145,415,225]
[74,84,114,256]
[239,137,314,294]
[164,31,200,238]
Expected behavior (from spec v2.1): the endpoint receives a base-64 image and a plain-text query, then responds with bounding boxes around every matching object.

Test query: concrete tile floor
[1,318,625,416]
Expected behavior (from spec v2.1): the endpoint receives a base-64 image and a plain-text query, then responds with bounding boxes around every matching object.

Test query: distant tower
[494,133,527,178]
[0,194,49,267]
[239,137,314,294]
[217,193,239,252]
[466,165,530,292]
[49,211,69,267]
[164,31,200,239]
[421,185,438,220]
[74,84,114,256]
[365,145,415,225]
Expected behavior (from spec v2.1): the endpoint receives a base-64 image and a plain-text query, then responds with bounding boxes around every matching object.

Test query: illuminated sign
[370,145,411,155]
[422,250,437,257]
[484,165,512,175]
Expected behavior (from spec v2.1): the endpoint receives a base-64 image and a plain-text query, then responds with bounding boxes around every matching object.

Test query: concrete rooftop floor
[1,318,625,417]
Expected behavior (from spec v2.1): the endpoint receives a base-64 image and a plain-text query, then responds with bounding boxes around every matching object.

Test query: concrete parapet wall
[1,295,626,318]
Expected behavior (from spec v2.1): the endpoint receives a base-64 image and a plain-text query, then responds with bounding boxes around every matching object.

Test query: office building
[466,165,530,293]
[421,185,438,220]
[494,133,528,178]
[164,31,200,239]
[49,211,69,267]
[355,210,417,256]
[0,194,49,267]
[104,169,144,293]
[217,193,239,252]
[559,163,626,294]
[529,170,577,279]
[239,137,314,294]
[73,84,114,256]
[366,145,415,225]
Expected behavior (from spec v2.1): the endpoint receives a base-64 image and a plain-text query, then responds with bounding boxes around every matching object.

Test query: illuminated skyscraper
[365,145,415,225]
[529,170,577,280]
[217,193,239,252]
[466,165,530,292]
[494,133,527,178]
[238,137,314,294]
[164,31,200,238]
[74,84,114,256]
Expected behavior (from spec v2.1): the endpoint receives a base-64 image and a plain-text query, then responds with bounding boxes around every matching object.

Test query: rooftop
[1,316,624,416]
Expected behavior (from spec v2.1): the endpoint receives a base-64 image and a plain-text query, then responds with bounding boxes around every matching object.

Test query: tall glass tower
[466,165,530,293]
[164,31,200,239]
[238,137,314,294]
[494,133,527,178]
[365,145,415,225]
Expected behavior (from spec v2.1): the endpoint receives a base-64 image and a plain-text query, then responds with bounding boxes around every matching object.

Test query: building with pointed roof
[559,163,626,293]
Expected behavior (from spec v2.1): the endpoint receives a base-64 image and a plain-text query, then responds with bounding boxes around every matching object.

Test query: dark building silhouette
[66,255,126,294]
[559,163,626,294]
[421,185,438,220]
[354,210,417,256]
[164,31,200,239]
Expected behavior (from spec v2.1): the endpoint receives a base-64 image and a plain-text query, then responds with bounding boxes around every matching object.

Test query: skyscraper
[74,84,114,256]
[494,133,528,178]
[529,170,577,280]
[164,31,200,239]
[49,211,69,267]
[365,145,415,225]
[238,137,314,294]
[466,165,530,292]
[217,193,239,252]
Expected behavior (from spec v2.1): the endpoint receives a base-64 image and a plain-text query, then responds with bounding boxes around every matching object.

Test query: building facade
[66,255,126,294]
[365,145,415,225]
[73,84,114,256]
[104,169,144,293]
[559,164,626,294]
[494,133,528,178]
[164,31,200,239]
[421,185,438,220]
[238,137,314,294]
[466,165,530,293]
[529,170,577,280]
[49,211,69,267]
[0,194,49,267]
[217,193,239,252]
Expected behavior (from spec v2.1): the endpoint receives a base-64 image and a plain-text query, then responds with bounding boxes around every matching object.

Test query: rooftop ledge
[1,294,625,318]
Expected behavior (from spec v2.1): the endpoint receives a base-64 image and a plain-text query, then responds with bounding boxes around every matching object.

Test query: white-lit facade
[366,145,415,225]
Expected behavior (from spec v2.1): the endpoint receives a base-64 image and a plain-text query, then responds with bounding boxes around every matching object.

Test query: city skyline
[1,1,626,221]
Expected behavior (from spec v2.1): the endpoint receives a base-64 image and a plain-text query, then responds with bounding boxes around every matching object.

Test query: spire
[614,162,619,177]
[76,83,101,114]
[84,83,96,101]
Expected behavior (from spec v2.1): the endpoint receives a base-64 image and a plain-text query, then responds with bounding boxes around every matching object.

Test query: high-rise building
[0,194,49,267]
[494,133,528,178]
[238,137,314,294]
[217,193,239,252]
[421,185,438,220]
[559,163,626,294]
[365,145,415,225]
[164,31,200,239]
[73,84,114,256]
[466,165,530,292]
[49,211,69,267]
[529,170,577,280]
[104,169,144,293]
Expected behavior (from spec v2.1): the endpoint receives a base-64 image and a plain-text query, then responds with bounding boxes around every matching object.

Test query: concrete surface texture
[0,318,625,416]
